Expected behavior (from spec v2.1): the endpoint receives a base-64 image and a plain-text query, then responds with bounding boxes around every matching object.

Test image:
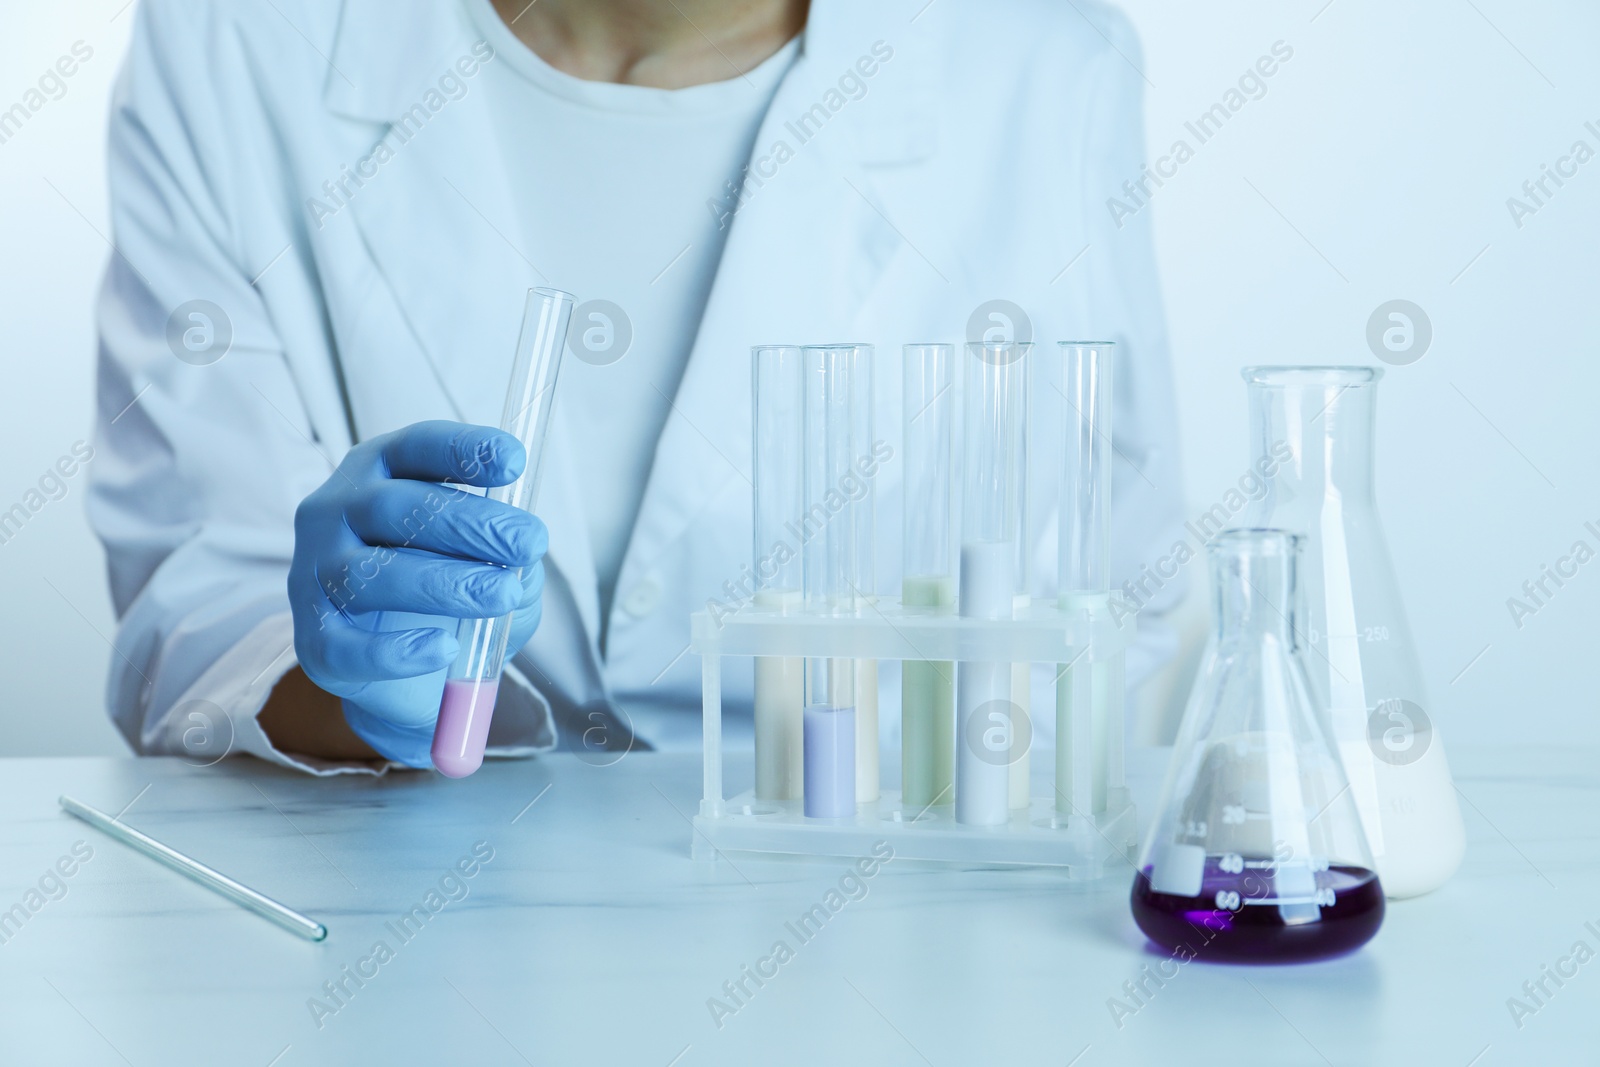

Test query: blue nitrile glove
[287,420,548,766]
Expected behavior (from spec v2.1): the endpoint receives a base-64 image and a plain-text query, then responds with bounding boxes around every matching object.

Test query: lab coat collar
[323,2,471,125]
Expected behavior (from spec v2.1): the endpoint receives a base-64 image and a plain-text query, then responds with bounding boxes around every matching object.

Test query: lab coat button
[622,578,661,618]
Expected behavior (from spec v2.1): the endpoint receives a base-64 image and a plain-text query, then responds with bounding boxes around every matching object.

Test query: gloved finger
[505,597,543,661]
[290,598,355,695]
[516,558,546,610]
[319,550,524,619]
[348,481,547,568]
[289,567,348,630]
[314,620,457,683]
[503,560,546,660]
[365,421,526,488]
[341,700,437,767]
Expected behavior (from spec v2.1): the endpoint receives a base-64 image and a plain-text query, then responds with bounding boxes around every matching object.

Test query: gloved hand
[288,420,548,766]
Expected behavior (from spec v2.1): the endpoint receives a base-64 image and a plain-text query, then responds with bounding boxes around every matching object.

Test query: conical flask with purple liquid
[1131,529,1384,963]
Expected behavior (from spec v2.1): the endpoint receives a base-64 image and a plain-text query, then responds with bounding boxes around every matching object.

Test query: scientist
[91,0,1185,772]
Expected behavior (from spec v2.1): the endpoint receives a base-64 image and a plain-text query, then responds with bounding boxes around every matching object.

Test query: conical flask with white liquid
[1241,366,1465,898]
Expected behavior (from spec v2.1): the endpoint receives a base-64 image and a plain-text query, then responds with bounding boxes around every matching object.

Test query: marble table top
[0,744,1591,1066]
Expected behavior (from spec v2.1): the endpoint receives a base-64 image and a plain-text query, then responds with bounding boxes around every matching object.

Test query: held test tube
[752,346,805,802]
[1056,342,1115,815]
[801,345,864,818]
[901,344,956,809]
[431,288,575,777]
[957,341,1031,825]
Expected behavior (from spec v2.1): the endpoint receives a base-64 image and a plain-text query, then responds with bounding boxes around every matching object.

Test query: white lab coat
[90,0,1186,772]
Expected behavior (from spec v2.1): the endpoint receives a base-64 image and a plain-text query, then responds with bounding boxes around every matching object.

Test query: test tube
[752,345,805,802]
[801,344,862,819]
[957,341,1031,825]
[1010,344,1034,812]
[1055,341,1116,816]
[431,288,574,778]
[900,343,956,810]
[852,344,879,803]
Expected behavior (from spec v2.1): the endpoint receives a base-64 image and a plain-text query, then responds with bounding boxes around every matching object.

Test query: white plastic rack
[691,595,1135,879]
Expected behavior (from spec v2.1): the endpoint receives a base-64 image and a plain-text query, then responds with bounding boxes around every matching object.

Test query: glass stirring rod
[60,795,327,941]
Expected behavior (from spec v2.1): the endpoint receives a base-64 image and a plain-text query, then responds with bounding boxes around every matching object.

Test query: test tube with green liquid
[900,343,956,810]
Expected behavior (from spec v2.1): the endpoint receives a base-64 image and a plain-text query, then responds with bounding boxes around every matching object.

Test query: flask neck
[1247,371,1380,504]
[1209,530,1301,643]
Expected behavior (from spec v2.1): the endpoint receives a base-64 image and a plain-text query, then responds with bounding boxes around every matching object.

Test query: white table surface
[0,744,1591,1066]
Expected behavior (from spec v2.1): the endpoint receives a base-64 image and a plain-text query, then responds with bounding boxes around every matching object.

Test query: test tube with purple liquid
[799,344,868,818]
[431,288,574,777]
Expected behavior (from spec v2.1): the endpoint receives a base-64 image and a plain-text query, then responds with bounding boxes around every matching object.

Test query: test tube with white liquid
[957,341,1031,825]
[800,345,863,818]
[1009,348,1034,811]
[1055,342,1116,817]
[431,288,574,777]
[852,344,879,803]
[900,344,956,810]
[751,345,805,802]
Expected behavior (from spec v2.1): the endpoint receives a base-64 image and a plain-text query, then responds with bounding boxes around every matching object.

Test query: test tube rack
[691,596,1136,879]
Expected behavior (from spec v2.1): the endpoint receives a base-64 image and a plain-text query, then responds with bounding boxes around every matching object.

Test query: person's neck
[489,0,808,89]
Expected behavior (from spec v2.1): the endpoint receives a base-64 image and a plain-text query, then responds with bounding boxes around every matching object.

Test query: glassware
[851,344,880,804]
[751,345,805,803]
[1054,342,1120,820]
[1132,530,1384,962]
[1242,366,1465,898]
[800,344,868,818]
[432,288,574,778]
[956,341,1031,826]
[901,343,957,809]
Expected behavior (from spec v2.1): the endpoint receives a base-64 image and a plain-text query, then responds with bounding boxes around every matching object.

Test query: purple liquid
[432,677,499,778]
[803,705,856,818]
[1130,857,1384,963]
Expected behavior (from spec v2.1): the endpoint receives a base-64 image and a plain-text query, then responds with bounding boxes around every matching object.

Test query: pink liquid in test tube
[432,677,501,778]
[430,287,572,777]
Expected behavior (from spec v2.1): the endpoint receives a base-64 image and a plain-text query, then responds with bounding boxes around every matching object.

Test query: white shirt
[465,0,798,648]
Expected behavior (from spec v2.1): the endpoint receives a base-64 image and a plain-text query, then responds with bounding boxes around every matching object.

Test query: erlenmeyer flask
[1243,367,1464,899]
[1132,530,1384,962]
